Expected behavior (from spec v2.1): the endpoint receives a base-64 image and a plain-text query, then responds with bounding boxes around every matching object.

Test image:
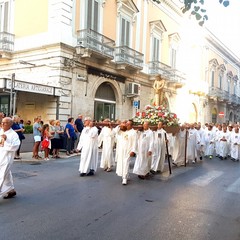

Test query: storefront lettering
[7,80,54,95]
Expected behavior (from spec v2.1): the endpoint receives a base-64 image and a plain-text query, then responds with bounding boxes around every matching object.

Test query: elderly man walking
[133,121,154,179]
[0,117,20,199]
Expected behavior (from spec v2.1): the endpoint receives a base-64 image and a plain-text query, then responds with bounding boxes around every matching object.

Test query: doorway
[94,82,116,121]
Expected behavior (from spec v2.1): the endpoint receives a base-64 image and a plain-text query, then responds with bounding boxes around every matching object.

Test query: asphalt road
[1,155,240,240]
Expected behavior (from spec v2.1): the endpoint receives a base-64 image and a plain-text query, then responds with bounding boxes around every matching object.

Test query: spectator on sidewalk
[32,116,42,159]
[12,115,25,160]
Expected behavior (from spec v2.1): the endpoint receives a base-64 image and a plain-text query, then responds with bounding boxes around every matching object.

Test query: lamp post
[9,73,15,116]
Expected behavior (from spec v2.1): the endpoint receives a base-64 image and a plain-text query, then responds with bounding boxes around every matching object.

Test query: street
[1,155,240,240]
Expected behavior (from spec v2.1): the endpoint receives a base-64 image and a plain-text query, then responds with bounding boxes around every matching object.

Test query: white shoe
[44,158,49,161]
[192,160,195,164]
[122,179,127,185]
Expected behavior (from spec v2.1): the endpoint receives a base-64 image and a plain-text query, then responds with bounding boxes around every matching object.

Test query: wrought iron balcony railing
[149,61,186,84]
[77,29,115,59]
[208,87,224,100]
[0,32,14,52]
[115,46,143,69]
[229,94,238,105]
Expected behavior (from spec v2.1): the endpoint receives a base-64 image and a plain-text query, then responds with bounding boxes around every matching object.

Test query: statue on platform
[153,76,165,106]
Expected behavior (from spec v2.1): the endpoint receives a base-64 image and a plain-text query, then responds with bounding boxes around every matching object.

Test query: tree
[153,0,230,26]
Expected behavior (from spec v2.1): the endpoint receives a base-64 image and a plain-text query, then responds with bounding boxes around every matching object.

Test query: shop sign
[6,79,61,96]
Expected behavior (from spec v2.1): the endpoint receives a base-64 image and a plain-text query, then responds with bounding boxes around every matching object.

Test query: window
[151,35,160,61]
[0,1,9,32]
[86,0,99,31]
[120,16,130,46]
[227,78,230,93]
[211,71,215,87]
[170,48,177,68]
[168,33,180,69]
[218,75,222,89]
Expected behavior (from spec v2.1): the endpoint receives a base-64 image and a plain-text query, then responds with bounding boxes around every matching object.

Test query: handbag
[41,138,50,149]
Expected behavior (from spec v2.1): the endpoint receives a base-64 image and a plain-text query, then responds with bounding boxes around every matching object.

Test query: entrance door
[94,101,115,121]
[94,82,116,121]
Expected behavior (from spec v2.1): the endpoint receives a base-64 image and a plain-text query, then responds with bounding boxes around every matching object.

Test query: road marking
[190,170,224,187]
[227,178,240,194]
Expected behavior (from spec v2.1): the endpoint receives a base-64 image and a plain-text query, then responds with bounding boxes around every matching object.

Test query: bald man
[0,117,20,199]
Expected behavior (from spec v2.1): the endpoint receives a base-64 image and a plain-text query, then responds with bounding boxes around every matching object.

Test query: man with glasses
[0,117,20,199]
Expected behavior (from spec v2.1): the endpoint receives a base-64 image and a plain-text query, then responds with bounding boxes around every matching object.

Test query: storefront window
[0,95,9,115]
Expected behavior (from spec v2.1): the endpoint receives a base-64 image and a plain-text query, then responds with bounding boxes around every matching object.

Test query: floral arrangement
[132,104,180,127]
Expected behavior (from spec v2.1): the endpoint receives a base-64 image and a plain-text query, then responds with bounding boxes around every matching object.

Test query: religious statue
[153,76,165,106]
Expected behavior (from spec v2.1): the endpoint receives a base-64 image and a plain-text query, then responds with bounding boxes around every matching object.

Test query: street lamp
[9,73,15,116]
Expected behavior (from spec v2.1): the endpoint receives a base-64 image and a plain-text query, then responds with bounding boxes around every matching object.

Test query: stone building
[0,0,239,124]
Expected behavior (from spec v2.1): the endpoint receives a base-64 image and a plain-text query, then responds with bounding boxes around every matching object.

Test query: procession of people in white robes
[74,118,240,186]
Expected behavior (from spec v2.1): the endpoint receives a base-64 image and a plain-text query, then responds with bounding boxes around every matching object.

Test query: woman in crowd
[51,120,64,158]
[65,117,75,155]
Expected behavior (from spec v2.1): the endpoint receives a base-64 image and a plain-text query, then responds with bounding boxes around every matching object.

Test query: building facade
[0,0,239,125]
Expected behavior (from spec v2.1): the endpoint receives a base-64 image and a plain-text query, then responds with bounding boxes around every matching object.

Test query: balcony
[0,32,14,59]
[76,29,115,61]
[229,94,239,106]
[208,87,230,102]
[149,61,186,88]
[115,46,143,72]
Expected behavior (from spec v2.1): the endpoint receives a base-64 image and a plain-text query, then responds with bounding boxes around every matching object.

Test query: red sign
[219,111,224,117]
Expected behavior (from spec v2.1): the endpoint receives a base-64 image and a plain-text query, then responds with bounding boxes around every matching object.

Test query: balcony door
[94,82,116,121]
[0,1,9,32]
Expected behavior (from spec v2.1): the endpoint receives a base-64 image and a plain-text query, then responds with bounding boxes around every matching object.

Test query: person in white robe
[187,123,200,164]
[172,125,187,166]
[230,126,240,162]
[195,123,204,161]
[218,125,230,160]
[98,119,115,172]
[77,119,99,176]
[215,125,222,157]
[151,122,167,173]
[133,121,154,179]
[227,124,234,156]
[201,125,215,159]
[0,117,20,199]
[115,120,137,185]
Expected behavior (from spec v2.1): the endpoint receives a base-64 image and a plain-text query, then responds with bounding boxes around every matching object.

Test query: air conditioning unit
[127,83,140,96]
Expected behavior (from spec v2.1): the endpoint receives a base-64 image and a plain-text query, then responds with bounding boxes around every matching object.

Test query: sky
[204,0,240,57]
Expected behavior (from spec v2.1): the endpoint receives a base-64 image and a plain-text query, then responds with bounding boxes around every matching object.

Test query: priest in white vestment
[201,125,215,159]
[218,126,230,160]
[187,124,200,164]
[98,119,115,172]
[133,121,154,179]
[151,122,167,173]
[77,119,99,176]
[230,127,240,162]
[172,125,187,166]
[195,123,204,161]
[0,117,20,199]
[115,120,137,185]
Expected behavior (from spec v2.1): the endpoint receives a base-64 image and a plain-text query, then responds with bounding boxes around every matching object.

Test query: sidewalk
[15,151,80,162]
